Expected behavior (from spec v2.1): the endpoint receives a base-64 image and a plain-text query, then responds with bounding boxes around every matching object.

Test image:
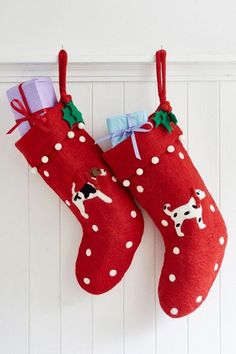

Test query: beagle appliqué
[71,168,112,219]
[163,189,207,237]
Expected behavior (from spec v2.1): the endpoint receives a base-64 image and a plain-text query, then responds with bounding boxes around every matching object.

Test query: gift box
[6,78,57,136]
[107,111,148,147]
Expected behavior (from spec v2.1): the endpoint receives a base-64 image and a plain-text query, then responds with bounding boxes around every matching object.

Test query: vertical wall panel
[155,81,189,354]
[168,81,188,136]
[0,66,235,354]
[220,81,236,354]
[124,82,156,354]
[188,81,220,354]
[92,82,124,354]
[60,83,93,354]
[0,84,29,354]
[29,168,60,354]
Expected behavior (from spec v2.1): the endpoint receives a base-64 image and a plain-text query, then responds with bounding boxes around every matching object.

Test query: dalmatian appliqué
[163,189,206,237]
[71,168,112,219]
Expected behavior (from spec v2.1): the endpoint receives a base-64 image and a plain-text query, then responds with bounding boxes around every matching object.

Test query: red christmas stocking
[10,50,144,295]
[103,49,227,317]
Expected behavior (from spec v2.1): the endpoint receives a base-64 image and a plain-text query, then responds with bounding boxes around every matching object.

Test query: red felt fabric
[14,50,144,295]
[103,50,227,317]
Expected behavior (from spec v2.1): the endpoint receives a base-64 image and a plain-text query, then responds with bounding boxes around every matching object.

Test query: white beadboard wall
[0,62,235,354]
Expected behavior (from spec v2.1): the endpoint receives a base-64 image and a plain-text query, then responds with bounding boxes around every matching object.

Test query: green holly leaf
[152,110,178,133]
[169,112,178,124]
[152,110,163,127]
[162,114,172,132]
[62,101,84,128]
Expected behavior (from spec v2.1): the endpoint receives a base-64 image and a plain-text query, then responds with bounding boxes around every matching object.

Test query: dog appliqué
[71,168,112,219]
[163,189,206,237]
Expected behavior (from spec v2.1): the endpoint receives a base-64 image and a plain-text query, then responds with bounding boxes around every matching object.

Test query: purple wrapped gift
[7,78,57,136]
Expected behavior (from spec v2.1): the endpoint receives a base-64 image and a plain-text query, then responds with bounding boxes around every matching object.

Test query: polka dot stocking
[103,49,227,317]
[14,50,144,295]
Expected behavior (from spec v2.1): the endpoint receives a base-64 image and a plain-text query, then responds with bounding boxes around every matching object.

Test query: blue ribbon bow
[96,114,153,160]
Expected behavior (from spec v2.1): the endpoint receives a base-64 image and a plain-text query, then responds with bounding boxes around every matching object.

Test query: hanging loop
[156,49,172,113]
[149,49,178,132]
[58,49,72,104]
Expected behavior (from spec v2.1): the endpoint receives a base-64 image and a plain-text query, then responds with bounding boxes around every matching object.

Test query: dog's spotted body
[72,168,112,219]
[74,184,97,200]
[163,189,206,237]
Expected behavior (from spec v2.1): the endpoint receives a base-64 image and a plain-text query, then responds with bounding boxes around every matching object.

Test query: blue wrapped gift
[107,111,148,147]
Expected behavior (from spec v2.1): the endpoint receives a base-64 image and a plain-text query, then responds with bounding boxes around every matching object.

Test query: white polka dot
[55,143,62,151]
[179,152,184,159]
[210,204,215,212]
[136,185,144,193]
[41,155,49,163]
[31,167,38,174]
[214,263,219,271]
[83,277,90,284]
[92,225,99,232]
[65,200,71,206]
[170,308,178,315]
[219,236,224,245]
[112,176,117,182]
[126,241,133,248]
[123,179,130,187]
[86,249,92,256]
[78,122,85,129]
[173,247,180,255]
[161,220,168,227]
[179,135,184,144]
[151,156,159,164]
[196,295,203,303]
[109,269,117,277]
[131,210,137,218]
[136,168,143,176]
[169,274,176,282]
[79,136,86,142]
[43,170,49,177]
[67,131,75,139]
[167,145,175,153]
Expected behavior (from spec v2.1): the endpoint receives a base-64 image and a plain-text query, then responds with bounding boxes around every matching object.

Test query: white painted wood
[0,64,235,354]
[219,81,236,354]
[187,82,221,354]
[124,213,156,354]
[0,83,29,354]
[124,82,156,354]
[155,82,188,354]
[68,82,93,136]
[60,204,93,354]
[28,174,60,354]
[92,82,124,354]
[1,62,236,83]
[60,83,93,354]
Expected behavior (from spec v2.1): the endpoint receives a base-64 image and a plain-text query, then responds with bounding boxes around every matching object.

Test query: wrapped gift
[6,78,57,136]
[95,111,153,160]
[107,111,148,147]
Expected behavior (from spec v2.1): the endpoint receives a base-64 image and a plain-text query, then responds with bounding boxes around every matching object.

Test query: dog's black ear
[91,168,99,177]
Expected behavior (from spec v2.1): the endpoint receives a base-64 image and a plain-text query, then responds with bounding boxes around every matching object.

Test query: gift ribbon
[96,114,153,160]
[6,83,49,135]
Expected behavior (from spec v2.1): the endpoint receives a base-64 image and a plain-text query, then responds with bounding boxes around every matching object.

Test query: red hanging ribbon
[6,83,49,135]
[156,49,172,113]
[58,50,72,104]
